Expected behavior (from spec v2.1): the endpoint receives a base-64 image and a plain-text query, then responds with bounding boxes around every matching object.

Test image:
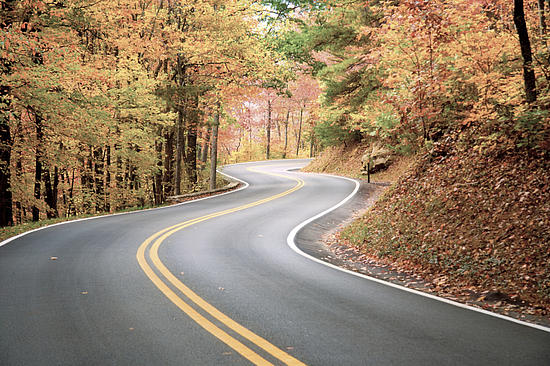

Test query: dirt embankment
[305,141,550,323]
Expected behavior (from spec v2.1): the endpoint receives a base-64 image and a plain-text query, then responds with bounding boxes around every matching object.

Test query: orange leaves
[342,137,550,311]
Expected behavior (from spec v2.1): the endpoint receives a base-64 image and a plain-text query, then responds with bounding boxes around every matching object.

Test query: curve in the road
[287,176,550,335]
[2,160,549,366]
[137,166,307,366]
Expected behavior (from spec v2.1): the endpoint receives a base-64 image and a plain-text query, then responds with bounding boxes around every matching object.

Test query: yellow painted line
[137,166,307,366]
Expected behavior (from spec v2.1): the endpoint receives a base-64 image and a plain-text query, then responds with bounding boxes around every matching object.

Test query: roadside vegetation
[0,0,319,229]
[302,143,415,183]
[0,171,229,243]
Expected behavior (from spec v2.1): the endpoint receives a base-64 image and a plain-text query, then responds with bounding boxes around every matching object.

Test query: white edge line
[0,169,249,249]
[286,173,550,334]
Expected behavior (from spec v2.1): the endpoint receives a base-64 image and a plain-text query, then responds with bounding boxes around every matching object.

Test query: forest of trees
[1,0,549,227]
[0,0,317,226]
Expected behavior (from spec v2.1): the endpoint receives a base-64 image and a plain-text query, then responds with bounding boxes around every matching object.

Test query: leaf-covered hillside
[343,140,549,311]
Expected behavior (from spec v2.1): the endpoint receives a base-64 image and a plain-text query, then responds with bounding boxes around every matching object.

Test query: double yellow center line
[136,167,307,365]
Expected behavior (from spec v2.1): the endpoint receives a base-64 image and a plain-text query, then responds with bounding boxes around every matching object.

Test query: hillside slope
[305,141,550,317]
[302,143,414,182]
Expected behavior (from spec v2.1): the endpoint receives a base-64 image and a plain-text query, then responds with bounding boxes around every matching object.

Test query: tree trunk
[310,129,315,158]
[200,126,210,163]
[235,128,242,156]
[184,97,198,190]
[249,126,252,161]
[163,129,174,197]
[540,0,547,36]
[197,131,202,165]
[14,155,22,224]
[105,144,111,212]
[0,90,12,226]
[129,145,140,191]
[53,166,58,214]
[283,109,289,159]
[67,169,75,216]
[81,147,94,212]
[43,167,58,219]
[209,103,220,191]
[174,108,185,195]
[276,112,281,140]
[93,147,104,212]
[115,145,123,189]
[0,0,16,227]
[154,134,163,205]
[266,99,271,160]
[123,158,130,191]
[539,0,550,67]
[296,108,303,157]
[128,154,139,191]
[32,114,43,222]
[514,0,537,103]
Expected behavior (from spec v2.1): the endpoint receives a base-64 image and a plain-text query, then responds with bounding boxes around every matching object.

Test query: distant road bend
[1,159,549,365]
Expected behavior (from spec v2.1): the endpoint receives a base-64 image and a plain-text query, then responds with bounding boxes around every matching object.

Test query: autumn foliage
[304,0,549,154]
[302,0,550,311]
[1,0,316,225]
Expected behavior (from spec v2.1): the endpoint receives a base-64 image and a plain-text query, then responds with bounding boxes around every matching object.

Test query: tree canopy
[1,0,549,226]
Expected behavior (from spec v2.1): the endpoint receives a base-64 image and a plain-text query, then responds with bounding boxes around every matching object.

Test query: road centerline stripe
[137,166,307,366]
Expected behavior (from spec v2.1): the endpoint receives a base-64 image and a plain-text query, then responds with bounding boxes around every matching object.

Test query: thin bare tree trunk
[296,108,303,157]
[14,154,22,223]
[184,96,198,190]
[539,0,550,66]
[283,109,289,159]
[310,129,315,158]
[276,112,281,140]
[209,103,220,191]
[32,113,43,221]
[163,129,174,197]
[105,144,111,211]
[200,126,210,163]
[93,147,104,212]
[266,99,271,160]
[154,133,163,205]
[67,169,75,216]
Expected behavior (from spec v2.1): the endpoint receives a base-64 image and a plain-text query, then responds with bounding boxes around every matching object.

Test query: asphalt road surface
[1,160,549,365]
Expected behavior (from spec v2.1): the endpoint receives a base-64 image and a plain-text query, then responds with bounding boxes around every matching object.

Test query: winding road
[1,160,549,365]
